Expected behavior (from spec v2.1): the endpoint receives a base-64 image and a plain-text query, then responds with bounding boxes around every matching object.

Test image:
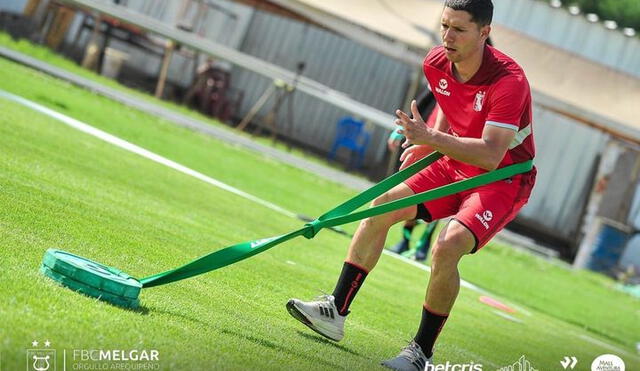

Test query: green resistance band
[140,152,533,288]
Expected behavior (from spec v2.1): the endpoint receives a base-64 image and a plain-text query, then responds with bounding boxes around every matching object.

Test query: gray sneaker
[381,340,432,371]
[286,294,346,341]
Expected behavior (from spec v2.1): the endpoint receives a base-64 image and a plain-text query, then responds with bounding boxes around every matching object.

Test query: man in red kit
[286,1,536,369]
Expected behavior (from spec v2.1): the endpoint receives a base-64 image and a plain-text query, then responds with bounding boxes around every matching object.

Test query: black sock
[414,305,449,358]
[402,225,415,242]
[331,261,368,316]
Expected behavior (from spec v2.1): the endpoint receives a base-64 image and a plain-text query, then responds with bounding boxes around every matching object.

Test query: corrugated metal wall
[43,0,411,165]
[58,0,254,85]
[119,0,254,84]
[102,0,177,83]
[621,188,640,267]
[232,10,411,164]
[493,0,640,79]
[519,104,608,241]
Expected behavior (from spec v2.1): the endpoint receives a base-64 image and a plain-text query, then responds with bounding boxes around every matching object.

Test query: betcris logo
[426,361,483,370]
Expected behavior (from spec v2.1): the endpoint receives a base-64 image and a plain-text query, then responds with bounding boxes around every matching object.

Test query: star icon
[32,340,38,347]
[44,340,51,347]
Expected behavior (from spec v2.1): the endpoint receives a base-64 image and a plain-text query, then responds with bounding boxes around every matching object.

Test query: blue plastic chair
[328,116,370,168]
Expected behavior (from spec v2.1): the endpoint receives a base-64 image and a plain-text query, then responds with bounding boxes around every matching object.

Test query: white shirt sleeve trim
[509,123,532,149]
[486,121,519,131]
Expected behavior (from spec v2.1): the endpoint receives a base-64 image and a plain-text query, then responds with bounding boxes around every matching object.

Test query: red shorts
[404,157,536,252]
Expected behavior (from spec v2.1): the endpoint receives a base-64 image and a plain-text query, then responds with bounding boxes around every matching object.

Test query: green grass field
[1,51,639,370]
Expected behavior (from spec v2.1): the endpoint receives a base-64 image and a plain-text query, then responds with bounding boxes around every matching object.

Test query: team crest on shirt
[474,91,486,111]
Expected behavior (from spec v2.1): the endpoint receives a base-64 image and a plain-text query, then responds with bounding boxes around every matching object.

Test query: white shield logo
[474,91,486,112]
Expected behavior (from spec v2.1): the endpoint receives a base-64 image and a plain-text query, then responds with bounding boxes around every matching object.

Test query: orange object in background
[478,295,517,313]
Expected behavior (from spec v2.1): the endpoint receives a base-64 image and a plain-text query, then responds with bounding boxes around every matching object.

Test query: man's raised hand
[394,100,431,148]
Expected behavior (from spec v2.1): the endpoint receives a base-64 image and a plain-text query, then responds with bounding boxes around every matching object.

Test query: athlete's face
[440,7,490,63]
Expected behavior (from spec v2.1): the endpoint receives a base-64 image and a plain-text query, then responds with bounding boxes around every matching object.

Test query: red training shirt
[423,44,535,176]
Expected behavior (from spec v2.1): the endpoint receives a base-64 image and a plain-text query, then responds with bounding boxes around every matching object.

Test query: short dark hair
[444,0,494,26]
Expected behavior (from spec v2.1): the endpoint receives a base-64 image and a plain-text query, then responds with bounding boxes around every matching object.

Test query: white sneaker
[381,340,432,371]
[286,294,346,341]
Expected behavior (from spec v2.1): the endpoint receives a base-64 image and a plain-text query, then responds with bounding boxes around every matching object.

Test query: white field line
[381,249,534,317]
[2,90,634,357]
[381,249,486,293]
[491,310,524,323]
[0,90,297,219]
[575,333,640,361]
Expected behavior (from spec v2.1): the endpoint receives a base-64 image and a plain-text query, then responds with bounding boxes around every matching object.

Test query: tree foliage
[568,0,640,30]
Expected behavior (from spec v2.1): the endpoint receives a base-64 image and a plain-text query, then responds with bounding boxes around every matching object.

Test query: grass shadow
[295,331,362,357]
[35,94,68,110]
[146,307,347,369]
[220,329,343,369]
